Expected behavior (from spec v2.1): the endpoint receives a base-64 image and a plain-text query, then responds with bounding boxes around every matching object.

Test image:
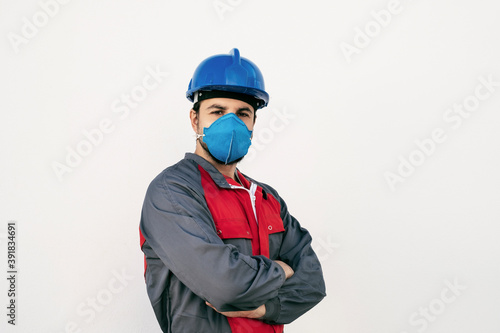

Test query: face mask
[197,113,252,164]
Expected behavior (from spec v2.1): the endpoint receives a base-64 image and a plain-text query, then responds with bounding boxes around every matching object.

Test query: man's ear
[189,109,198,132]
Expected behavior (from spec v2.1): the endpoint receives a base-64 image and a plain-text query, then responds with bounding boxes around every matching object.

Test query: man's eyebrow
[237,107,253,113]
[206,104,254,114]
[206,104,227,110]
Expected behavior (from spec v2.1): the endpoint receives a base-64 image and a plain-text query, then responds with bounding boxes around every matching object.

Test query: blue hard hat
[186,48,269,109]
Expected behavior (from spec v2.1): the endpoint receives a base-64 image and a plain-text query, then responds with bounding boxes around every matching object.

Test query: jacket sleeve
[260,193,327,324]
[140,168,287,312]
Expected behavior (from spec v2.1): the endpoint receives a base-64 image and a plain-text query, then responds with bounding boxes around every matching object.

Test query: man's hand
[274,260,294,279]
[206,302,266,319]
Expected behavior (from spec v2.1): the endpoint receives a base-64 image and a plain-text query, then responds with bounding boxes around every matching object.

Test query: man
[139,48,326,333]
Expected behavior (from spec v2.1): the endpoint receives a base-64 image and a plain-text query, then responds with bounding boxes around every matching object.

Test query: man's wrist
[251,304,266,319]
[261,297,281,322]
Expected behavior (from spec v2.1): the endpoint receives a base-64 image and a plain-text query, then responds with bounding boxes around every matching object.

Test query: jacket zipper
[230,182,258,224]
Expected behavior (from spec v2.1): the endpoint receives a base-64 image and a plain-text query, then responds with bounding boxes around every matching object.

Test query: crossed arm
[206,260,295,318]
[141,176,325,324]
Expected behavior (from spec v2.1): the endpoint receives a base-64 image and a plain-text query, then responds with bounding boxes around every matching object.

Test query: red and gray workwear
[139,153,326,332]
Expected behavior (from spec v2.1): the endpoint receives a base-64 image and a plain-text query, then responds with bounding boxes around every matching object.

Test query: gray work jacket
[139,153,326,332]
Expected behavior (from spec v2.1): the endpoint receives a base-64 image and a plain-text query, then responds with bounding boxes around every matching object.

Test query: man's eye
[238,113,250,117]
[212,110,223,115]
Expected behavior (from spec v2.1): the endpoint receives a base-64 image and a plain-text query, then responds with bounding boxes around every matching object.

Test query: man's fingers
[206,302,217,311]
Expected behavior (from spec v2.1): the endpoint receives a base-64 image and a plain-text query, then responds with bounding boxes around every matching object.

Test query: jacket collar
[184,153,251,190]
[184,153,233,189]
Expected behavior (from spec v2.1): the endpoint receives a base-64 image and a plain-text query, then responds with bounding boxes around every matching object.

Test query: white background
[1,0,500,332]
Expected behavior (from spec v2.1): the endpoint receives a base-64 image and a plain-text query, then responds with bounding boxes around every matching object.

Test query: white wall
[1,0,500,332]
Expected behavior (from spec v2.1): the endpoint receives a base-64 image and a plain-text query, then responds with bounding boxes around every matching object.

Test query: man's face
[190,97,256,165]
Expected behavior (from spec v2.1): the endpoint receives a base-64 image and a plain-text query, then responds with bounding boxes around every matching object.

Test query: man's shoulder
[149,155,200,188]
